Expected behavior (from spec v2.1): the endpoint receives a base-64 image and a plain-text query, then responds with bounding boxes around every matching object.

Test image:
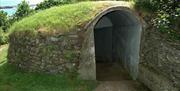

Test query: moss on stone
[64,50,78,61]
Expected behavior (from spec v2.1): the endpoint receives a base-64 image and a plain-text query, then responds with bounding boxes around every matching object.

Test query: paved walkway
[0,44,7,52]
[0,44,8,64]
[95,63,150,91]
[95,81,149,91]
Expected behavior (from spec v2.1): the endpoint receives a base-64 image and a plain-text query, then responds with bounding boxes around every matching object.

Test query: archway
[94,10,142,80]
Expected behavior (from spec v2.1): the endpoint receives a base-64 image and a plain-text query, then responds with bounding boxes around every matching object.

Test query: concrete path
[95,81,149,91]
[95,63,150,91]
[0,44,7,52]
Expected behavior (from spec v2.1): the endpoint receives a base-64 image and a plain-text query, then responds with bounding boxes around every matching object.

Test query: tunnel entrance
[94,10,142,80]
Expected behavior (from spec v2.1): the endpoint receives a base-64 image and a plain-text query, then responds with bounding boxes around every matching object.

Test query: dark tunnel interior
[94,10,142,80]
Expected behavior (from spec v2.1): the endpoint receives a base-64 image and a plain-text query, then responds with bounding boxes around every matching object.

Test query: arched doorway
[94,10,142,80]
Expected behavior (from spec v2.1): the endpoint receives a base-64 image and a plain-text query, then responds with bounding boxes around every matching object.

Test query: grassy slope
[9,1,131,34]
[0,45,96,91]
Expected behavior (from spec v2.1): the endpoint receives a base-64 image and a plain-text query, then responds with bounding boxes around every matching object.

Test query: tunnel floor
[96,62,131,81]
[96,62,150,91]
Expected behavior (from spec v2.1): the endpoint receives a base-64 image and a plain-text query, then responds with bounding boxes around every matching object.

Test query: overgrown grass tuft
[0,45,97,91]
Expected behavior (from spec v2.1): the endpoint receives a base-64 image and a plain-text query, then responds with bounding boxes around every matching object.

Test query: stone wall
[139,18,180,91]
[8,31,81,74]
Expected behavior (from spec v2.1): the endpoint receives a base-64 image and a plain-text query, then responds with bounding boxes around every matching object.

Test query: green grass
[9,1,131,34]
[0,45,97,91]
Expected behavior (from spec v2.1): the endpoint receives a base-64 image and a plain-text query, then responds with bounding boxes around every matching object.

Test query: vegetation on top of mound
[9,1,131,35]
[35,0,76,10]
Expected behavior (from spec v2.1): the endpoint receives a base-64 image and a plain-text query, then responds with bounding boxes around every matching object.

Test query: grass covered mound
[9,1,131,35]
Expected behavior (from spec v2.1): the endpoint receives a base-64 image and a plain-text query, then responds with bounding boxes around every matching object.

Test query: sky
[0,0,44,15]
[0,0,44,6]
[26,0,44,5]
